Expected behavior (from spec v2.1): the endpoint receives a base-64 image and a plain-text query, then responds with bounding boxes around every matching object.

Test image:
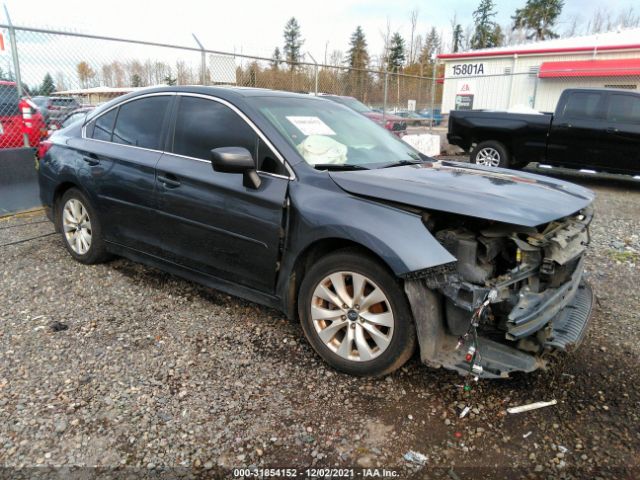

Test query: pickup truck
[447,88,640,175]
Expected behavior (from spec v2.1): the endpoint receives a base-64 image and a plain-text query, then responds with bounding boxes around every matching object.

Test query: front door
[154,95,289,293]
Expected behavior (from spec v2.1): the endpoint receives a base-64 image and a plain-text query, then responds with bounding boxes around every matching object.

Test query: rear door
[546,90,606,169]
[81,94,173,254]
[154,94,289,293]
[600,92,640,174]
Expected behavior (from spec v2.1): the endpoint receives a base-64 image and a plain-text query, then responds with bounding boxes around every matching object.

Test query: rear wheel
[471,140,510,168]
[57,188,110,264]
[298,249,416,377]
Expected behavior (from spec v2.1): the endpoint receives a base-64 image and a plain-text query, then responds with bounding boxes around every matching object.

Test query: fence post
[4,6,28,148]
[429,64,436,133]
[306,52,319,96]
[382,71,388,123]
[192,34,206,85]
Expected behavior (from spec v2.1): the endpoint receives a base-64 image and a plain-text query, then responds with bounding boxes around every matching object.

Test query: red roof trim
[538,58,640,78]
[438,43,640,59]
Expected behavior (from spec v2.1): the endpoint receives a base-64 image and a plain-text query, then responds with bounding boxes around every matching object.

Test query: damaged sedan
[37,86,594,378]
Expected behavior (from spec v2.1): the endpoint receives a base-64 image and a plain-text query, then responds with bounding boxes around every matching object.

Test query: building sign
[455,80,475,110]
[452,63,485,76]
[407,99,416,111]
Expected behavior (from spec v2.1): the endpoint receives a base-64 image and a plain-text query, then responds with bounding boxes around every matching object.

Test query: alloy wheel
[62,198,92,255]
[310,271,394,362]
[475,147,501,167]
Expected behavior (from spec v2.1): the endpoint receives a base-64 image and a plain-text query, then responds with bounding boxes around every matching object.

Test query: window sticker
[286,116,336,136]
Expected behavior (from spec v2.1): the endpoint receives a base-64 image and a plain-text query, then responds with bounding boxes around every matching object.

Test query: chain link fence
[0,24,443,148]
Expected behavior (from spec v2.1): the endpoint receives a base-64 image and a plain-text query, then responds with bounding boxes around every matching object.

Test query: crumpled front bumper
[405,272,595,378]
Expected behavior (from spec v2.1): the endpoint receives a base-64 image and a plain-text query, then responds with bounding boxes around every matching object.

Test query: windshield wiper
[312,163,370,171]
[379,159,424,168]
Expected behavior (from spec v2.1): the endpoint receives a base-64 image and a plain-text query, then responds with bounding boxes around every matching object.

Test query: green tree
[419,27,441,66]
[271,47,282,70]
[471,0,503,49]
[346,26,370,97]
[452,24,464,52]
[387,32,406,72]
[131,73,142,87]
[283,17,304,68]
[512,0,564,40]
[163,75,177,86]
[40,73,56,95]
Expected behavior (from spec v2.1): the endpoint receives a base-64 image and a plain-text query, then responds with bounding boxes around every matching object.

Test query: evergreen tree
[512,0,564,40]
[419,27,441,65]
[452,24,464,52]
[387,32,406,72]
[40,73,56,95]
[346,26,369,69]
[131,74,142,87]
[163,75,177,86]
[283,17,304,68]
[346,26,370,97]
[271,47,282,70]
[471,0,503,49]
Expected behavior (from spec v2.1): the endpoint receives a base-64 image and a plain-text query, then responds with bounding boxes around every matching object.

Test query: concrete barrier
[0,148,41,216]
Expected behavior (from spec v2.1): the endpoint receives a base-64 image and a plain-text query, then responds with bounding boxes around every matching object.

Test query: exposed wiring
[0,232,56,248]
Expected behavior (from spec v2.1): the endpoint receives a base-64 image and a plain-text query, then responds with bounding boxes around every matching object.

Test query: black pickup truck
[447,88,640,175]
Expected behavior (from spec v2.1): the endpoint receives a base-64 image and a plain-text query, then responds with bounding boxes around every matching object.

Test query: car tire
[298,249,416,377]
[471,140,510,168]
[57,188,110,264]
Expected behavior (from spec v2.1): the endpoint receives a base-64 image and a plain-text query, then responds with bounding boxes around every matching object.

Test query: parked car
[447,88,640,174]
[0,81,47,148]
[37,107,96,158]
[32,95,81,125]
[418,108,442,126]
[38,86,594,378]
[396,110,430,126]
[320,94,407,136]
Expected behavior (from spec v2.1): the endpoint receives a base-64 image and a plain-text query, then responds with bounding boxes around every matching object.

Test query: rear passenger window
[112,96,170,149]
[606,94,640,124]
[562,92,602,120]
[172,96,257,161]
[91,108,117,141]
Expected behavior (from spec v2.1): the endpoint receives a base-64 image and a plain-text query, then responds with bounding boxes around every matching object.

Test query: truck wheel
[471,141,510,168]
[298,249,416,377]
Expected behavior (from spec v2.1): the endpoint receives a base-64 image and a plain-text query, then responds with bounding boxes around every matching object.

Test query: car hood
[329,161,595,227]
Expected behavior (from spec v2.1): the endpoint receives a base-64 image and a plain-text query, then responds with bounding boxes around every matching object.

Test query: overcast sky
[4,0,639,62]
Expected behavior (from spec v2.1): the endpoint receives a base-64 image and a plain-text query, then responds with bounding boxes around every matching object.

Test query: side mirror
[211,147,261,189]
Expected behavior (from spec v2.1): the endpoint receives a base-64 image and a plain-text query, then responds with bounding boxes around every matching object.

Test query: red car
[320,94,407,136]
[0,81,48,149]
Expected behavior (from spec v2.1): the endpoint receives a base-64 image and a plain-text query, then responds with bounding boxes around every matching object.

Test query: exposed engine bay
[404,206,594,378]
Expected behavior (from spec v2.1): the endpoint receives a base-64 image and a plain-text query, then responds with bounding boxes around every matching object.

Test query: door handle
[82,154,100,166]
[606,127,619,134]
[158,174,181,188]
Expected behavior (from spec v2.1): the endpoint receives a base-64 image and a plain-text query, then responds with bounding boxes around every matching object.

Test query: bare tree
[563,14,581,37]
[408,9,419,65]
[617,7,640,28]
[76,61,95,89]
[379,17,392,71]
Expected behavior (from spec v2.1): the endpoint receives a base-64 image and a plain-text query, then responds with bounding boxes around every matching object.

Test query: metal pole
[430,63,437,133]
[306,52,319,96]
[4,6,28,147]
[383,71,388,123]
[192,34,206,85]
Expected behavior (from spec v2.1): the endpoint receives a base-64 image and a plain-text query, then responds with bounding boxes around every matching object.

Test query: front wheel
[298,249,416,377]
[471,140,510,168]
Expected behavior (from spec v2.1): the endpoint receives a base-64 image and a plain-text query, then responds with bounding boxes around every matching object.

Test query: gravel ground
[1,167,639,479]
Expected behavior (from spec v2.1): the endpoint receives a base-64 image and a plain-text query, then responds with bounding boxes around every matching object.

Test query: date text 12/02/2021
[232,468,401,478]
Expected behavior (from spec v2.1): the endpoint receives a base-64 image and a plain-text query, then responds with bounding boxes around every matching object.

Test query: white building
[438,29,640,114]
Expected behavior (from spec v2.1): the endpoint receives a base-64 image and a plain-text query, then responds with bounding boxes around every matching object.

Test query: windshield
[255,96,423,169]
[329,96,370,113]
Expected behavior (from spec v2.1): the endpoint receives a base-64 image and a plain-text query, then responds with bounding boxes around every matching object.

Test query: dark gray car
[32,96,81,125]
[37,86,594,378]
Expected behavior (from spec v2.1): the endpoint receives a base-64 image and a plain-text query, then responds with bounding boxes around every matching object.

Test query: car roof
[85,85,327,122]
